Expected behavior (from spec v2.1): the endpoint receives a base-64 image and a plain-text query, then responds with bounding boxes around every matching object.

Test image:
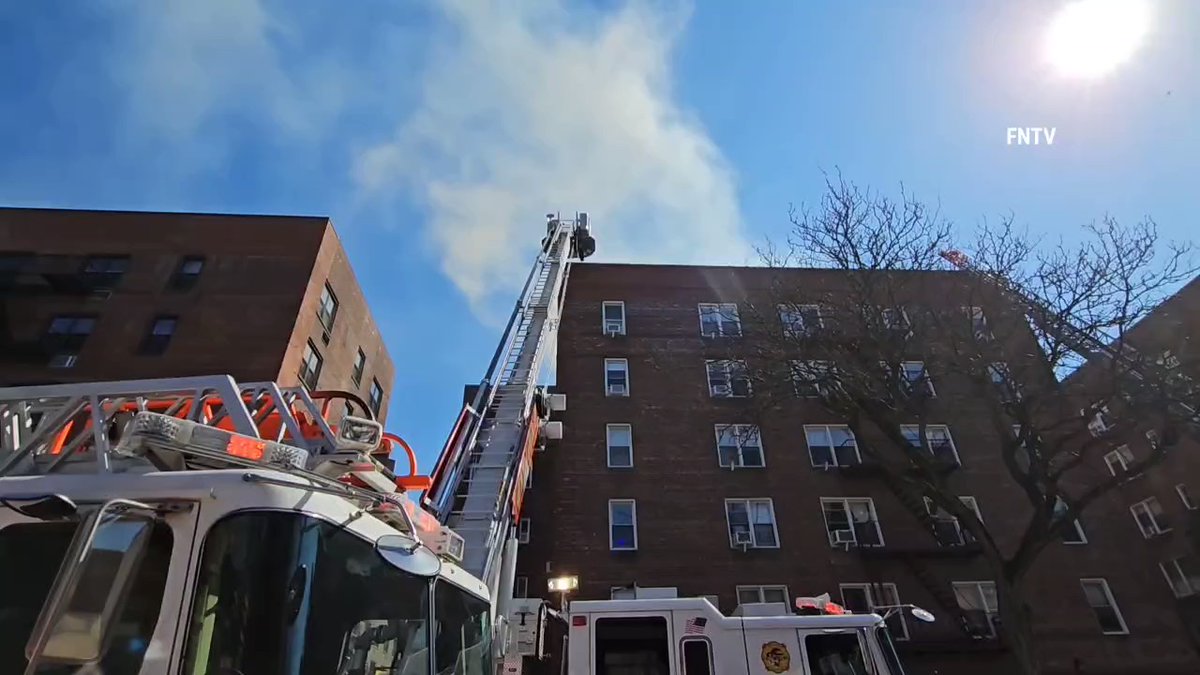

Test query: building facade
[516,263,1200,675]
[0,207,394,421]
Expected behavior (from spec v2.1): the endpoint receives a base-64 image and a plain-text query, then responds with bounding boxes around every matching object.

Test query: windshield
[183,511,489,675]
[0,519,172,674]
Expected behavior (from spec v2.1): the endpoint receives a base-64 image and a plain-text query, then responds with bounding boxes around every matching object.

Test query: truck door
[743,629,801,675]
[590,612,674,675]
[797,629,873,675]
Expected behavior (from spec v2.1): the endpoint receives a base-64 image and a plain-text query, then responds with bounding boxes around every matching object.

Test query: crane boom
[424,213,595,602]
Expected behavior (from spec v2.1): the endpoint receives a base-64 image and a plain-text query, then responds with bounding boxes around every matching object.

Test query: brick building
[0,207,393,421]
[1065,275,1200,650]
[516,263,1200,674]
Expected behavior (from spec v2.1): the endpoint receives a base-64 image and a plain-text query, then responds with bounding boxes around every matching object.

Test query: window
[1158,349,1182,370]
[1010,424,1034,472]
[300,340,323,389]
[602,301,626,335]
[1054,498,1087,544]
[1160,556,1200,598]
[351,348,366,386]
[525,465,533,489]
[181,511,443,675]
[792,360,835,397]
[900,425,959,465]
[736,585,789,605]
[966,306,993,341]
[881,306,911,333]
[1103,445,1135,476]
[0,520,172,675]
[44,315,95,364]
[81,255,129,288]
[1177,484,1196,510]
[1080,579,1128,635]
[924,497,981,546]
[715,424,764,468]
[170,255,205,290]
[725,498,779,548]
[139,315,177,355]
[1146,429,1161,449]
[681,639,713,675]
[698,303,741,337]
[317,282,339,331]
[1130,497,1171,538]
[1084,403,1114,436]
[988,362,1020,402]
[899,361,935,396]
[953,581,999,638]
[779,303,823,337]
[609,500,637,550]
[840,583,908,640]
[821,498,883,547]
[805,425,860,467]
[368,379,384,417]
[706,359,751,398]
[804,633,869,675]
[514,576,529,598]
[517,518,531,544]
[606,424,634,468]
[605,358,629,396]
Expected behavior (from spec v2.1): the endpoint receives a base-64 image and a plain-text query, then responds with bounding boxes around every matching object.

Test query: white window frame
[517,518,531,544]
[705,359,751,398]
[900,425,960,465]
[1130,497,1171,538]
[1054,497,1088,544]
[1160,557,1200,598]
[697,303,742,338]
[604,358,629,397]
[602,301,626,335]
[839,583,908,640]
[1103,445,1135,476]
[988,362,1020,401]
[924,496,982,546]
[779,304,823,337]
[805,424,860,468]
[714,424,765,469]
[952,581,999,637]
[736,585,790,605]
[1079,578,1129,635]
[820,497,884,548]
[899,361,935,396]
[792,360,835,397]
[881,306,912,333]
[606,423,634,468]
[1177,484,1197,511]
[1084,403,1114,436]
[608,499,638,551]
[514,576,529,598]
[724,498,780,549]
[965,306,993,341]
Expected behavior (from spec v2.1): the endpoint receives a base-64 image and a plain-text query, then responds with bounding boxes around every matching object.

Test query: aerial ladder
[940,250,1199,437]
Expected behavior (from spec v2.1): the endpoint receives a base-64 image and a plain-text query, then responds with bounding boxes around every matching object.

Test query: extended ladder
[427,214,594,589]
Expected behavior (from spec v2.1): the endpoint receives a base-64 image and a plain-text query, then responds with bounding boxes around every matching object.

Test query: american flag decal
[684,616,708,635]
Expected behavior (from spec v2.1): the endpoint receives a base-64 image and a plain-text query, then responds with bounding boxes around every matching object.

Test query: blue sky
[2,1,1197,469]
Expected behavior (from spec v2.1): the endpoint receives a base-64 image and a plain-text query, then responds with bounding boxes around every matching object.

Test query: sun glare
[1044,0,1150,79]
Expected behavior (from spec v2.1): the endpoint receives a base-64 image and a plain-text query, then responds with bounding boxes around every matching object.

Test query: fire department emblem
[760,641,791,673]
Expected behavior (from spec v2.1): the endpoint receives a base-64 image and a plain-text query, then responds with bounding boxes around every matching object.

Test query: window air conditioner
[733,531,753,548]
[605,320,624,335]
[832,530,856,548]
[607,383,627,396]
[712,384,732,397]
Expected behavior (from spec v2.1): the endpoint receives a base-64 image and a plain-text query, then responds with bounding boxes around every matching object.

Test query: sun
[1044,0,1151,79]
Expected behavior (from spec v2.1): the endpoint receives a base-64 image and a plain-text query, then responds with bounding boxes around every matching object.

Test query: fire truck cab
[566,597,909,675]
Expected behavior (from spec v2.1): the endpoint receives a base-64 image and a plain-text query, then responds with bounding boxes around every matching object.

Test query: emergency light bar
[114,412,311,470]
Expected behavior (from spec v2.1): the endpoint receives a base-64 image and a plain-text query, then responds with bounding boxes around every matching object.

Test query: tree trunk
[997,572,1039,675]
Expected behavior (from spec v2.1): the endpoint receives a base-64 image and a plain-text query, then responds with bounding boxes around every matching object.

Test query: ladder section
[445,222,574,581]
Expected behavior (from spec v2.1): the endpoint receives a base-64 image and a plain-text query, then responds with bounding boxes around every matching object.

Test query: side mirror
[376,534,442,577]
[25,500,156,665]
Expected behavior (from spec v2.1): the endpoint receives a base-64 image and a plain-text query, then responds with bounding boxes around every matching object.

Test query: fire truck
[0,215,922,675]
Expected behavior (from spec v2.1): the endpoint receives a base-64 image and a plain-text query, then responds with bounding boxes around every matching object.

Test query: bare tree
[736,175,1197,675]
